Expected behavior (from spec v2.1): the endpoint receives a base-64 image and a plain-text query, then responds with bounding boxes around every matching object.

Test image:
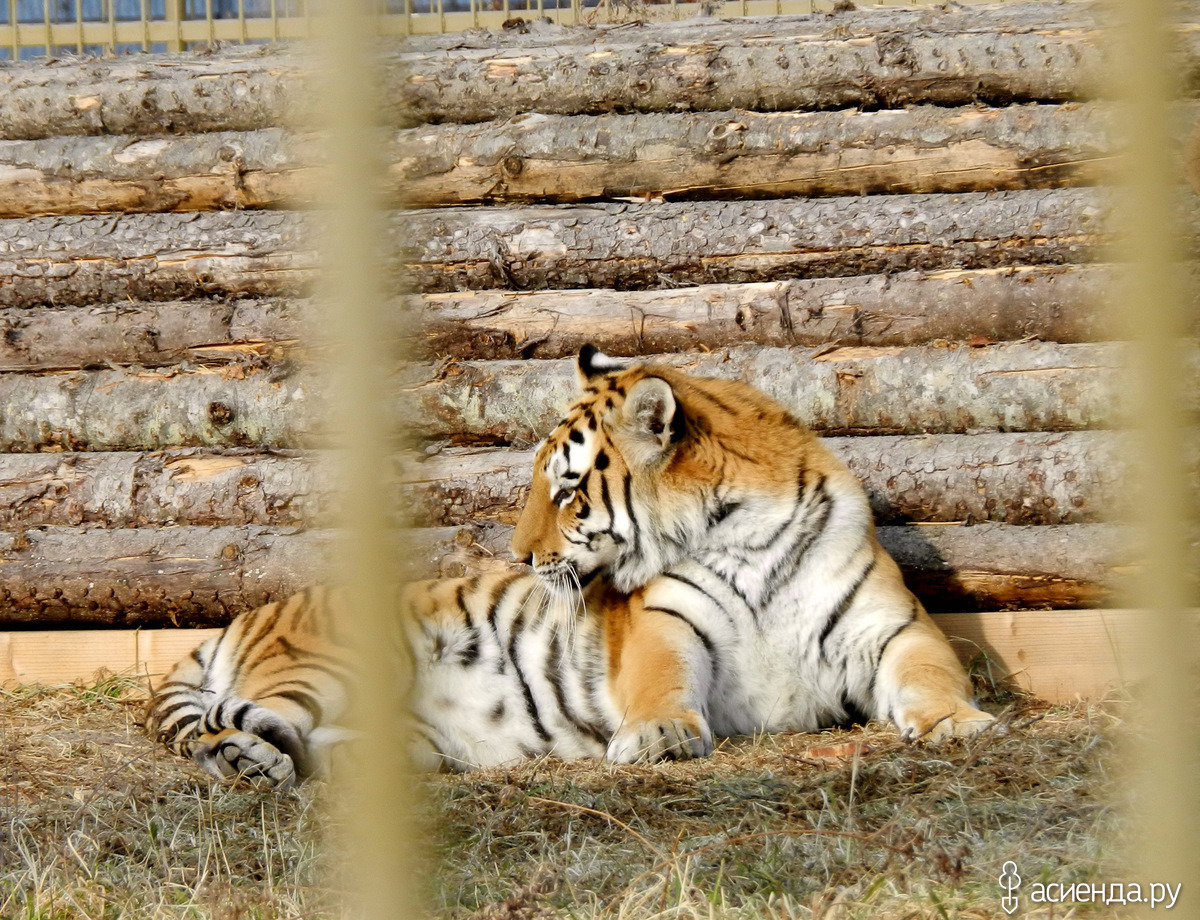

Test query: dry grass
[0,676,1124,919]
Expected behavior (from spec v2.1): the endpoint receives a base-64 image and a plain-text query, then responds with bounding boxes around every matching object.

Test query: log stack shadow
[0,1,1178,632]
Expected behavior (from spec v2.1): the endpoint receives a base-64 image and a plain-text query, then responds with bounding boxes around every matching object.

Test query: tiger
[508,345,995,757]
[145,345,992,786]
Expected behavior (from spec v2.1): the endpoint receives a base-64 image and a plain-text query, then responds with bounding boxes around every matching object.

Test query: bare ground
[0,675,1124,919]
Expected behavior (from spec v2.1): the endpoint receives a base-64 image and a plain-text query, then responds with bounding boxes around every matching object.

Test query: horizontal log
[0,45,307,140]
[0,264,1116,372]
[0,103,1110,217]
[0,525,323,628]
[402,189,1102,293]
[0,190,1101,305]
[0,429,1133,533]
[397,6,1112,126]
[417,264,1114,359]
[401,342,1133,444]
[0,129,316,219]
[0,211,314,308]
[0,342,1176,452]
[0,521,1129,627]
[0,6,1099,139]
[0,299,298,372]
[397,103,1110,208]
[0,449,322,529]
[405,431,1128,528]
[0,364,319,452]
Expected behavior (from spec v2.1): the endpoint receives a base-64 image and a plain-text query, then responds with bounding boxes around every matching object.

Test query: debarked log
[0,428,1136,533]
[417,264,1114,359]
[0,6,1110,139]
[0,190,1103,306]
[0,103,1112,218]
[0,449,325,529]
[0,341,1174,452]
[0,211,315,308]
[395,5,1114,126]
[0,264,1115,372]
[397,103,1112,207]
[0,298,300,371]
[0,129,318,218]
[400,342,1138,444]
[0,45,308,141]
[0,521,1129,626]
[0,365,320,452]
[401,189,1103,293]
[404,431,1130,528]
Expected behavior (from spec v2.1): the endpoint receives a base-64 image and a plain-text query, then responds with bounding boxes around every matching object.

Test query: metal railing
[0,0,1027,53]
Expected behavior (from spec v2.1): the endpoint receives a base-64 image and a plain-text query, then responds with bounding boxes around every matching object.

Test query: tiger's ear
[577,344,628,385]
[618,376,679,463]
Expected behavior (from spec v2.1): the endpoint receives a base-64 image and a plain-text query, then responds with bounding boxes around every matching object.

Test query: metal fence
[0,0,1026,53]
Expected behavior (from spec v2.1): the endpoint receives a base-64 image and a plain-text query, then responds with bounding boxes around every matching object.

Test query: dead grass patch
[0,678,1122,919]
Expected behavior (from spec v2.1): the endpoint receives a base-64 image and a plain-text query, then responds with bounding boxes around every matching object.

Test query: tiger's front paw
[192,729,298,789]
[606,712,714,763]
[896,703,995,743]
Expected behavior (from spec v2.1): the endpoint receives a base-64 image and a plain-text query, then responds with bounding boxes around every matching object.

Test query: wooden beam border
[0,609,1173,703]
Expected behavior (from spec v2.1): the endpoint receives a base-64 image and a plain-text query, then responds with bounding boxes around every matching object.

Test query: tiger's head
[511,346,813,593]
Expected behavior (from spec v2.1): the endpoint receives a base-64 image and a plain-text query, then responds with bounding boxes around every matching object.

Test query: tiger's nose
[515,551,533,566]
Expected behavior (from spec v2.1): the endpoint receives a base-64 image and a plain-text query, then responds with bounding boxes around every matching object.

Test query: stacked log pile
[0,0,1181,632]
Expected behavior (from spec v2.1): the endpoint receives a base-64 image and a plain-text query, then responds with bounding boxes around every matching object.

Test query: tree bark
[398,103,1110,208]
[0,364,318,452]
[0,211,314,308]
[0,190,1101,305]
[0,299,299,371]
[0,428,1136,533]
[396,6,1113,126]
[0,6,1114,139]
[0,263,1115,371]
[0,449,323,529]
[401,189,1102,293]
[401,342,1133,444]
[0,341,1164,452]
[405,431,1129,528]
[0,103,1110,217]
[0,521,1125,627]
[0,46,308,141]
[417,264,1114,359]
[0,130,317,218]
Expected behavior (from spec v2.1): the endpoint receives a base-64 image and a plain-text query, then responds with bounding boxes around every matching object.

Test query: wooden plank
[933,610,1175,702]
[1,611,1185,704]
[0,628,216,688]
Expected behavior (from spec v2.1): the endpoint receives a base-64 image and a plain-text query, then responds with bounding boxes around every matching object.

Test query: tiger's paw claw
[606,712,714,763]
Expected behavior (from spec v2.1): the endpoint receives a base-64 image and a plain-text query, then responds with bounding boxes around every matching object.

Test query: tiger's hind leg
[144,637,218,759]
[875,609,995,743]
[192,728,299,789]
[187,696,312,789]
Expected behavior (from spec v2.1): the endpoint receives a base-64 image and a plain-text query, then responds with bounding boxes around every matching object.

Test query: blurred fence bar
[1113,0,1200,914]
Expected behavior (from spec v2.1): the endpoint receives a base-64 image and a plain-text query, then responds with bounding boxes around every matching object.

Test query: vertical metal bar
[108,0,116,53]
[42,0,50,55]
[313,1,420,919]
[269,0,276,41]
[77,0,85,53]
[237,0,244,42]
[142,0,150,51]
[203,0,212,43]
[8,0,17,59]
[1112,0,1200,915]
[164,0,183,51]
